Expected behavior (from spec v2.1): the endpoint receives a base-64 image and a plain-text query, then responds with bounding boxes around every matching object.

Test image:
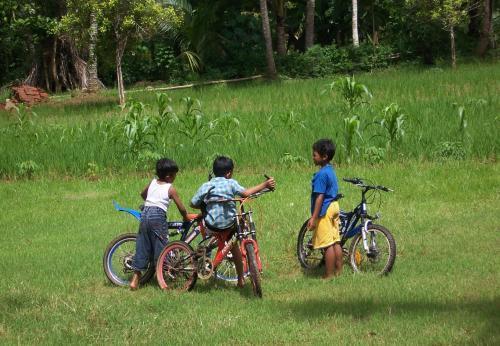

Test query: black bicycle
[297,178,396,275]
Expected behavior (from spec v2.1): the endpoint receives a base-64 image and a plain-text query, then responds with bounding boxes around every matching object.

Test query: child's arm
[140,182,151,201]
[169,187,189,221]
[240,177,275,198]
[307,193,324,230]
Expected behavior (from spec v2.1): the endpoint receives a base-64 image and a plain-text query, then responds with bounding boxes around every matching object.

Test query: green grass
[0,63,498,177]
[0,161,498,344]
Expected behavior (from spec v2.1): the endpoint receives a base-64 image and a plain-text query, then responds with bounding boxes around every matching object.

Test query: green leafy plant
[121,101,155,155]
[433,141,466,160]
[341,116,363,163]
[363,146,386,164]
[176,97,217,146]
[277,111,307,131]
[137,150,163,170]
[379,103,406,148]
[279,153,308,167]
[10,103,37,132]
[325,76,372,115]
[86,162,100,180]
[213,113,242,143]
[16,160,39,179]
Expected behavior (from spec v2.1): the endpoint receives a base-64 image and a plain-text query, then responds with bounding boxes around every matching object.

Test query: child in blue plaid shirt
[191,156,275,287]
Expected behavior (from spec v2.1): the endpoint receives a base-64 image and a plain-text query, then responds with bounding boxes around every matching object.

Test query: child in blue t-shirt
[308,139,342,279]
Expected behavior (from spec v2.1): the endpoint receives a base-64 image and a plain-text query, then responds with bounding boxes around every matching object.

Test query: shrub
[278,43,395,78]
[433,141,466,161]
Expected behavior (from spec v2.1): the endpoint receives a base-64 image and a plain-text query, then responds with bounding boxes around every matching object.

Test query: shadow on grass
[285,296,500,344]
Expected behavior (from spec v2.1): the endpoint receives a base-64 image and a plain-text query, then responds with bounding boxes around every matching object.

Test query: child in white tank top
[130,158,191,290]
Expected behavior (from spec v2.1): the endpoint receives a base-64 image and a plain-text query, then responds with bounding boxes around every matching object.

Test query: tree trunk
[116,37,127,105]
[305,0,315,50]
[275,0,287,56]
[259,0,277,79]
[371,0,379,45]
[450,25,457,69]
[352,0,359,47]
[51,39,62,92]
[87,10,99,92]
[476,0,493,57]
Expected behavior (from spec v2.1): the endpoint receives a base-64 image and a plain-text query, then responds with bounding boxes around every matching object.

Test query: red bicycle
[155,189,271,297]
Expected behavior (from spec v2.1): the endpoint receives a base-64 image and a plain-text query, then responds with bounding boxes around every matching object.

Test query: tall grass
[0,63,498,177]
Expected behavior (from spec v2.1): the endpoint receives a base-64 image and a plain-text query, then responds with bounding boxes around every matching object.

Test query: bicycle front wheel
[245,242,262,298]
[156,241,197,291]
[349,224,396,275]
[296,219,324,269]
[103,233,155,287]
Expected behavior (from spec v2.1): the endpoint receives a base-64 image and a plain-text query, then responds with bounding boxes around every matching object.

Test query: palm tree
[305,0,315,49]
[352,0,360,47]
[259,0,277,78]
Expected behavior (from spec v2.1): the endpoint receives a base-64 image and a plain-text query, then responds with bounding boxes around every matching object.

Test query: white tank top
[144,179,171,211]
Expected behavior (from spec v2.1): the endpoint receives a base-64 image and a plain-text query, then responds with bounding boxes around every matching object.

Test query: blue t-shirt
[310,164,339,217]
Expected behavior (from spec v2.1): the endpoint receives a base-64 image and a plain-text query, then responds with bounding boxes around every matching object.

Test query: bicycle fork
[360,219,378,258]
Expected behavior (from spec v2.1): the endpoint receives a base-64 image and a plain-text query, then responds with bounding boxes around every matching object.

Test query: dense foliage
[0,0,498,89]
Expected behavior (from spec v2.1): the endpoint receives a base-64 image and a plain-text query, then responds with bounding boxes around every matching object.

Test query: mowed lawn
[0,161,498,344]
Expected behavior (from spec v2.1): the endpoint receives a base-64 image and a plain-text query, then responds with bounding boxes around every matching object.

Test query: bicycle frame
[197,191,268,274]
[339,184,388,254]
[112,200,205,243]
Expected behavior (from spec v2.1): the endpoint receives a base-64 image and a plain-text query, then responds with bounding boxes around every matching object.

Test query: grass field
[0,63,498,177]
[0,161,498,344]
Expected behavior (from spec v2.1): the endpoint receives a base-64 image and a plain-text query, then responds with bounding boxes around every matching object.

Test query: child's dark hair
[213,156,234,177]
[156,158,179,180]
[313,139,336,161]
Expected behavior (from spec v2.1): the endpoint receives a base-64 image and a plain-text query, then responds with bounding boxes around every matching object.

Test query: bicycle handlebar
[343,177,393,192]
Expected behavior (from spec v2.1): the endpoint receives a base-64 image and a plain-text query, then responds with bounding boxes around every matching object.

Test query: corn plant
[279,152,308,167]
[10,103,37,133]
[379,103,405,149]
[341,115,363,163]
[455,104,468,142]
[277,111,307,131]
[325,76,372,115]
[16,160,39,179]
[213,113,242,143]
[121,101,154,155]
[176,97,217,146]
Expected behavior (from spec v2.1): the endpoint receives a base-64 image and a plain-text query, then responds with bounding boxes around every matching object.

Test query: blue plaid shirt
[191,177,245,229]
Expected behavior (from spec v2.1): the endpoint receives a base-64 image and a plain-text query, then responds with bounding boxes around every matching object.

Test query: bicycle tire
[103,233,155,287]
[296,219,324,269]
[156,241,197,291]
[348,224,396,275]
[245,242,262,298]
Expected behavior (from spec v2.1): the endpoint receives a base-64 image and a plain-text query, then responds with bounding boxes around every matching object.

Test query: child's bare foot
[130,272,141,290]
[237,279,245,288]
[321,274,335,280]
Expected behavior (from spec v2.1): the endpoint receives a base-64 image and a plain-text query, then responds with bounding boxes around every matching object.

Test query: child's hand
[307,217,318,231]
[265,177,276,190]
[185,213,201,221]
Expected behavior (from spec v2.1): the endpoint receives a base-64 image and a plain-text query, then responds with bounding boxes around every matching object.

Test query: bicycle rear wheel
[245,242,262,298]
[296,219,324,269]
[156,241,197,291]
[349,224,396,275]
[103,233,155,287]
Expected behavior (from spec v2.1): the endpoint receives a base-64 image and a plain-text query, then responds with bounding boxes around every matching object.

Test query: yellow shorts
[312,201,340,249]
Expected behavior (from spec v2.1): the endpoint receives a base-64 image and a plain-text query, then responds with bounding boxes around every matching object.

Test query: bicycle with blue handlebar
[103,201,241,286]
[297,177,396,275]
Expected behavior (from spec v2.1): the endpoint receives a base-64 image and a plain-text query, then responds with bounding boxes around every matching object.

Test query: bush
[278,43,395,78]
